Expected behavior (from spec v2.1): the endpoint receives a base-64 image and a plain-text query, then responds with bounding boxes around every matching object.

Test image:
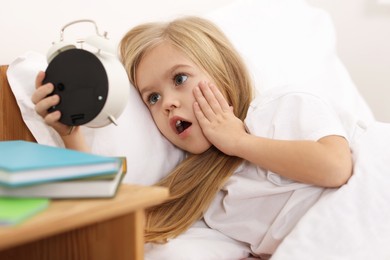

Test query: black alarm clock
[43,19,129,127]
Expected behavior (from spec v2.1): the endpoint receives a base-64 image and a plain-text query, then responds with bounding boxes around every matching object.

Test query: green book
[0,197,50,226]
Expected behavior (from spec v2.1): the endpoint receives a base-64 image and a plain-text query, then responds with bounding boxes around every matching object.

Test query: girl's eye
[147,93,161,105]
[174,74,188,86]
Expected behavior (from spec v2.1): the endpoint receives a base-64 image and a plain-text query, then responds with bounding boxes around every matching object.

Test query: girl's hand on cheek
[193,81,247,156]
[31,71,79,136]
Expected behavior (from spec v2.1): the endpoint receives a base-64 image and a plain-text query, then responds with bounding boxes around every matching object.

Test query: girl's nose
[162,93,180,114]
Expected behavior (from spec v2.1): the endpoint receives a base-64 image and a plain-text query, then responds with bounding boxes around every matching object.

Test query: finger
[35,71,45,89]
[31,82,54,105]
[197,81,223,115]
[45,111,77,136]
[193,84,216,120]
[44,111,70,136]
[44,110,62,125]
[208,83,231,111]
[193,101,210,126]
[34,94,60,117]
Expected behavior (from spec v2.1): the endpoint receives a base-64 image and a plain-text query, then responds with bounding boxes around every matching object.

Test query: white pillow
[7,51,185,185]
[207,0,374,125]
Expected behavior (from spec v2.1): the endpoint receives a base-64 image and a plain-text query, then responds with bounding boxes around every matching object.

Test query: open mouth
[175,120,192,134]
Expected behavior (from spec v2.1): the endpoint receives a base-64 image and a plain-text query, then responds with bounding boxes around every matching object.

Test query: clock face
[43,49,109,126]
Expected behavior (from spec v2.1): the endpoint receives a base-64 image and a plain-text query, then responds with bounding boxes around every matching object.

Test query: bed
[2,0,390,259]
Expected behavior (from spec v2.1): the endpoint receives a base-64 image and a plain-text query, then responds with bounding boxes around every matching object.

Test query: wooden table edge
[0,184,169,250]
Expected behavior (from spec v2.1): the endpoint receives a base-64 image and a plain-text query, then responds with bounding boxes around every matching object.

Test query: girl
[32,16,352,259]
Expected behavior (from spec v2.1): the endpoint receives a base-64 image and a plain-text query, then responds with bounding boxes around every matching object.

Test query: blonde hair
[120,16,253,242]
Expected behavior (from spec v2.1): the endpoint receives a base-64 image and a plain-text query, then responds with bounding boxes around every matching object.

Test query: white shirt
[203,87,348,255]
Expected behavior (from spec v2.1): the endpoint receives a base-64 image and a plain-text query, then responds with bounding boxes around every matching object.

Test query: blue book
[0,140,122,187]
[0,162,126,199]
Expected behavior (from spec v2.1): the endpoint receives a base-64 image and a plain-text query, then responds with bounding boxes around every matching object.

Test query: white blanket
[273,121,390,260]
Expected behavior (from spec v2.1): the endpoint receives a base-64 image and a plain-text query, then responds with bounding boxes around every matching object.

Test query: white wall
[0,0,234,65]
[1,0,389,122]
[307,0,390,122]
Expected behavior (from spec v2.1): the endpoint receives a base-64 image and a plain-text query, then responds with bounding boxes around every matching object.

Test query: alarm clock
[43,19,130,127]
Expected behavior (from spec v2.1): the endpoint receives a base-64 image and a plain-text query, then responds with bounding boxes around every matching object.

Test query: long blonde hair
[120,16,253,242]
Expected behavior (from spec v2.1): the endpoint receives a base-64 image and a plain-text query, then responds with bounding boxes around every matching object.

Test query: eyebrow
[168,64,193,75]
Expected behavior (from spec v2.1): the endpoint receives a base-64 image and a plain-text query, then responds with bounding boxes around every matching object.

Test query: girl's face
[136,41,213,154]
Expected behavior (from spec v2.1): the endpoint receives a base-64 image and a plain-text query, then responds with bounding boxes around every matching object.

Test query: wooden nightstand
[0,184,169,260]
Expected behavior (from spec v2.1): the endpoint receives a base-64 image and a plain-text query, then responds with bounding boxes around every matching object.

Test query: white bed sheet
[272,121,390,260]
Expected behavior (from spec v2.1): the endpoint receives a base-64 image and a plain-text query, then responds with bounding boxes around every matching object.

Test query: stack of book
[0,140,126,199]
[0,140,127,226]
